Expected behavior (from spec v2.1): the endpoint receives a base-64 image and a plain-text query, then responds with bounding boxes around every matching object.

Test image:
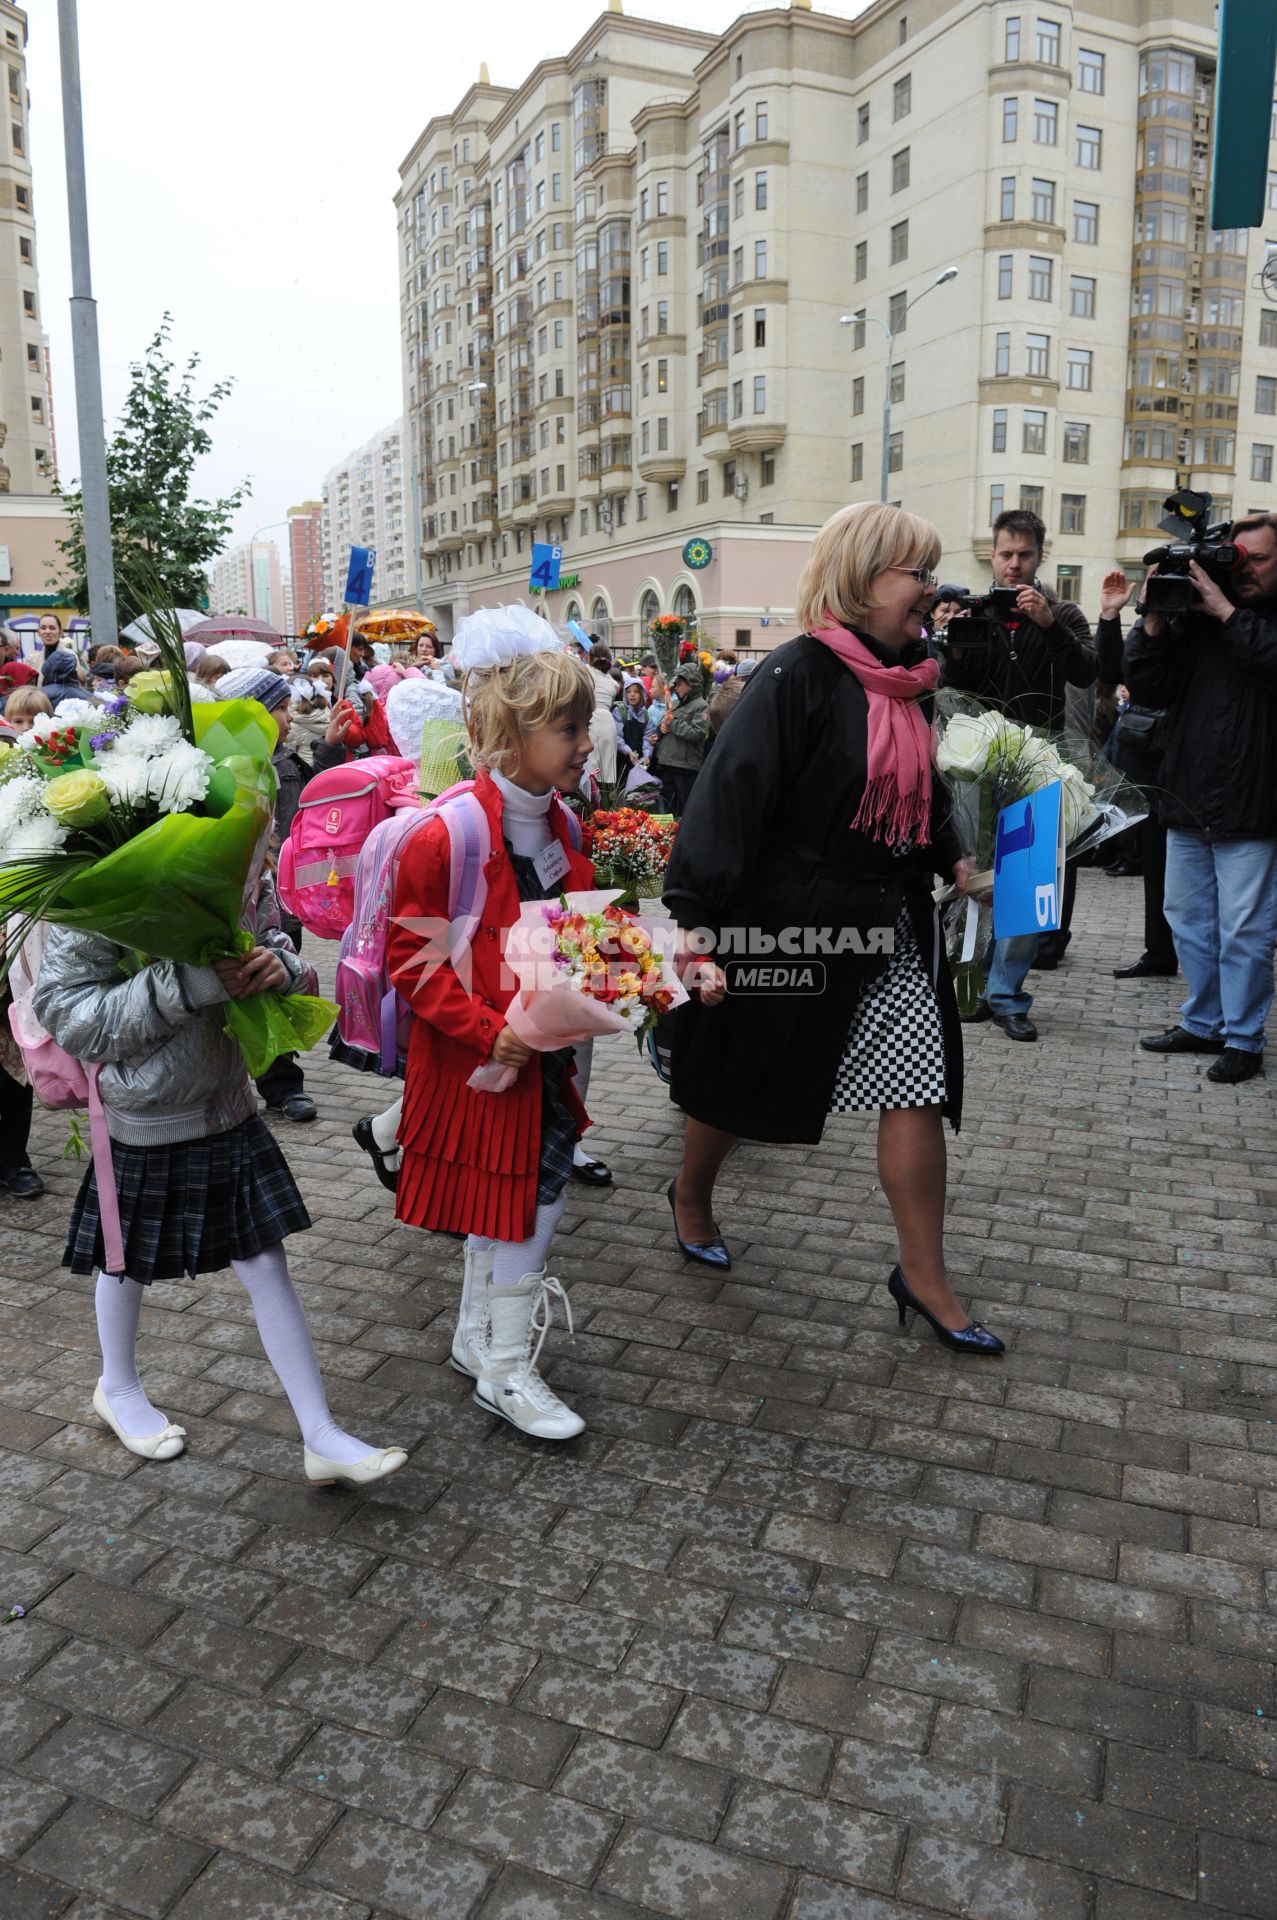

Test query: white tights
[571,1040,595,1168]
[95,1246,369,1464]
[465,1191,567,1290]
[370,1096,402,1167]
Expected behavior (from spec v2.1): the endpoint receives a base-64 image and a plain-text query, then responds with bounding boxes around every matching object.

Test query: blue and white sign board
[992,780,1066,940]
[344,545,377,607]
[530,543,563,592]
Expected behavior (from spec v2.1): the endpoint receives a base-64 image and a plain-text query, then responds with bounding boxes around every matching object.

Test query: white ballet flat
[303,1445,409,1487]
[92,1381,186,1462]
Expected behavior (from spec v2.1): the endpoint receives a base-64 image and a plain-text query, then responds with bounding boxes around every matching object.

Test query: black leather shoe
[0,1166,44,1198]
[1140,1026,1224,1055]
[959,1001,993,1025]
[352,1116,399,1191]
[571,1157,613,1187]
[991,1012,1038,1042]
[1103,859,1143,877]
[270,1094,317,1122]
[1114,955,1177,979]
[1031,953,1060,972]
[1207,1048,1265,1084]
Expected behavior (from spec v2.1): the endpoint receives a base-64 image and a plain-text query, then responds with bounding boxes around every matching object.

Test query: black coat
[941,588,1097,730]
[663,633,965,1144]
[1124,596,1277,837]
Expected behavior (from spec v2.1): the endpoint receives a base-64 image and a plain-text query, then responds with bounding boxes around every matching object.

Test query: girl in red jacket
[387,610,597,1441]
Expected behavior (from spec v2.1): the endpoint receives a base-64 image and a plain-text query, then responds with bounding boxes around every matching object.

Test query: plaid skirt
[63,1114,311,1285]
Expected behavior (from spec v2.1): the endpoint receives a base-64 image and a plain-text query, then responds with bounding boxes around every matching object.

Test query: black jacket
[1123,597,1277,837]
[941,586,1097,731]
[663,632,964,1144]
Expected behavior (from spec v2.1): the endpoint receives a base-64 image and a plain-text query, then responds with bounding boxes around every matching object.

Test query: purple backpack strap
[437,789,492,936]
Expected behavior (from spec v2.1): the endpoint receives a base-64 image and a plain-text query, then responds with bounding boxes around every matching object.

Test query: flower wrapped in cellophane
[0,616,336,1076]
[586,808,678,902]
[468,889,688,1092]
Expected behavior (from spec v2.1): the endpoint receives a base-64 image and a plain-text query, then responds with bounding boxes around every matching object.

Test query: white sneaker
[472,1271,585,1441]
[450,1241,495,1379]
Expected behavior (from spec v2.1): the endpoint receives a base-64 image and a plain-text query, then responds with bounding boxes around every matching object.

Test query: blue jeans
[1163,831,1277,1053]
[984,934,1039,1016]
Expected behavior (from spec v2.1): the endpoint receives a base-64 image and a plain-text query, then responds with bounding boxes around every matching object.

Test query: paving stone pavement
[1,873,1275,1919]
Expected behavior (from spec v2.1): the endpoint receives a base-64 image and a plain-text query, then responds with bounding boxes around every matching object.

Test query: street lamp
[841,266,958,504]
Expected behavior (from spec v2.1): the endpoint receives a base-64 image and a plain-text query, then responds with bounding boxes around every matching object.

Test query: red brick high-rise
[288,501,325,630]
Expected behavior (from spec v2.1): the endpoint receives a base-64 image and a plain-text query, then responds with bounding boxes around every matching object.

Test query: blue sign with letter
[344,545,377,607]
[992,780,1065,939]
[530,543,563,593]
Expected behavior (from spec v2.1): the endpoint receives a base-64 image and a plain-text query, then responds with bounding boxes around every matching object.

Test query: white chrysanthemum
[0,775,48,848]
[113,713,183,757]
[98,754,152,809]
[51,699,103,728]
[144,743,212,814]
[6,809,68,857]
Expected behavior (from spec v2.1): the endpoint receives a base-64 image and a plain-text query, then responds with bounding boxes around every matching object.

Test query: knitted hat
[216,666,292,712]
[41,649,81,684]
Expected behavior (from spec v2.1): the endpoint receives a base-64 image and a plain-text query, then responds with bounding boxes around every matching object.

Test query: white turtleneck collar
[491,768,555,855]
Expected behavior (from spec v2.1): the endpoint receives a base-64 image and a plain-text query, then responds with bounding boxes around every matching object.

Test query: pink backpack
[278,756,419,940]
[7,924,124,1272]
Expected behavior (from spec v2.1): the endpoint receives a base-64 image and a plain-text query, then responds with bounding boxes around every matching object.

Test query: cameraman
[1125,512,1277,1085]
[941,508,1097,1041]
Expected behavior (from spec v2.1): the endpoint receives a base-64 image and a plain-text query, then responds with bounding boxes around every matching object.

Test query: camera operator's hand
[1099,569,1135,621]
[1187,558,1234,625]
[1138,565,1164,639]
[1015,585,1053,630]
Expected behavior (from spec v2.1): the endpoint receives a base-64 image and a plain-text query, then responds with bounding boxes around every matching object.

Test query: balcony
[728,418,787,455]
[638,452,686,483]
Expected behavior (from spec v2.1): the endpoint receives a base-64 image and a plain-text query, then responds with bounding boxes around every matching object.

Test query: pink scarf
[813,623,939,846]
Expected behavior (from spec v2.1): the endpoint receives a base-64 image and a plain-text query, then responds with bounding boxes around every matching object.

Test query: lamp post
[840,267,958,503]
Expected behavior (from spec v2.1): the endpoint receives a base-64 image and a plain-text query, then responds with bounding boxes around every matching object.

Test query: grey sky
[26,0,866,571]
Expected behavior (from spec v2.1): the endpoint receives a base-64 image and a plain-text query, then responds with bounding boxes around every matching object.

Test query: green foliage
[52,314,249,624]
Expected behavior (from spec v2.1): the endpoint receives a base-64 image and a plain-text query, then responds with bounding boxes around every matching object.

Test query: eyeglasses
[885,565,938,590]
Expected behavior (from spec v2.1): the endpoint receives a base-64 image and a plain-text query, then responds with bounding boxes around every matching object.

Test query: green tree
[53,314,249,622]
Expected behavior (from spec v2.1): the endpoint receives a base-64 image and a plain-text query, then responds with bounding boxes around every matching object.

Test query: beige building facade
[0,3,53,497]
[209,541,287,631]
[396,0,1274,653]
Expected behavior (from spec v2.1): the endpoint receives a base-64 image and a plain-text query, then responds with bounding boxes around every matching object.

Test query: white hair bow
[451,604,560,672]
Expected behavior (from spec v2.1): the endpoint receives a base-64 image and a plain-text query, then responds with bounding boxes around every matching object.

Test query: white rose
[936,712,1001,777]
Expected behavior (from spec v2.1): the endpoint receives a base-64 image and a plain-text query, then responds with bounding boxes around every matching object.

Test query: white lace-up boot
[451,1242,495,1379]
[472,1271,585,1440]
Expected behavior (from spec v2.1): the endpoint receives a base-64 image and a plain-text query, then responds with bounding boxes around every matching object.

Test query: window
[851,442,864,482]
[657,358,669,394]
[1077,48,1104,93]
[1035,17,1061,64]
[697,468,709,503]
[1066,347,1093,390]
[1020,484,1044,513]
[998,254,1013,298]
[733,312,744,353]
[552,122,562,151]
[734,110,745,149]
[1000,176,1016,220]
[733,246,744,284]
[1073,200,1099,244]
[656,242,669,275]
[887,430,903,472]
[990,483,1006,521]
[657,180,669,215]
[1029,255,1053,300]
[1030,177,1055,222]
[857,103,869,144]
[637,490,647,521]
[1262,310,1277,348]
[755,171,768,210]
[732,380,743,419]
[856,171,869,212]
[1075,125,1101,170]
[21,289,33,316]
[1005,16,1021,61]
[890,361,905,404]
[723,459,737,496]
[851,309,866,349]
[1258,376,1277,415]
[754,239,768,278]
[1069,274,1096,318]
[761,449,776,485]
[640,246,650,281]
[995,330,1011,376]
[890,220,909,264]
[754,308,766,347]
[756,102,769,139]
[852,376,865,416]
[888,290,907,333]
[1253,444,1274,483]
[658,416,669,449]
[855,239,868,282]
[1023,408,1047,453]
[894,74,911,120]
[668,482,680,511]
[1060,492,1086,533]
[1025,331,1050,376]
[992,407,1008,451]
[754,375,767,413]
[733,176,744,219]
[1002,97,1019,142]
[892,147,910,192]
[657,300,669,334]
[1063,420,1090,463]
[1033,99,1057,144]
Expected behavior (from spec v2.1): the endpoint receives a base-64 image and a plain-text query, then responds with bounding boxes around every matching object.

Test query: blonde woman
[664,502,1003,1356]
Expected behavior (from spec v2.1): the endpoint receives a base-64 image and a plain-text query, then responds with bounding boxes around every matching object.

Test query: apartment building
[396,0,1274,652]
[287,501,325,630]
[321,420,408,612]
[209,541,287,631]
[0,3,52,495]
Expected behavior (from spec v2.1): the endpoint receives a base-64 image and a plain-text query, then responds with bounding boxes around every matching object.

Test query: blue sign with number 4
[529,543,562,592]
[344,546,377,607]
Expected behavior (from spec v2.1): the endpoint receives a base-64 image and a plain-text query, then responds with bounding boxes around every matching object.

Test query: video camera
[1142,488,1240,615]
[931,584,1024,658]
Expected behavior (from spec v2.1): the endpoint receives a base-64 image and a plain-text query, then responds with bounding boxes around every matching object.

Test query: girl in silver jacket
[34,878,408,1487]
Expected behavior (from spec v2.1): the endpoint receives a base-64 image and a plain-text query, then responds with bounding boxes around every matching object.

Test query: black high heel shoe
[667,1180,732,1270]
[887,1264,1004,1356]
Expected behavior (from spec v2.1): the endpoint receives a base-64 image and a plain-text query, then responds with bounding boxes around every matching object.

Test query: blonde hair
[5,687,53,722]
[796,502,941,633]
[465,649,594,775]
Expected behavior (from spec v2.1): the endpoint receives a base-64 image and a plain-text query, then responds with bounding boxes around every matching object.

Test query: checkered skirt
[829,901,947,1114]
[63,1114,311,1284]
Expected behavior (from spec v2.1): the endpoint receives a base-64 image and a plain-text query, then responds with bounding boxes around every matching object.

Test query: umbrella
[356,609,436,643]
[208,638,274,670]
[186,615,283,644]
[121,610,207,644]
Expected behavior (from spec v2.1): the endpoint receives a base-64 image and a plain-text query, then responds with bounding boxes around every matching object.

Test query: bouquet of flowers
[586,808,678,902]
[0,611,336,1076]
[468,890,687,1092]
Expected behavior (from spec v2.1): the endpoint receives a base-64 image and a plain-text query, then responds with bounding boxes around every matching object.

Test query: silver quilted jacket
[33,877,319,1147]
